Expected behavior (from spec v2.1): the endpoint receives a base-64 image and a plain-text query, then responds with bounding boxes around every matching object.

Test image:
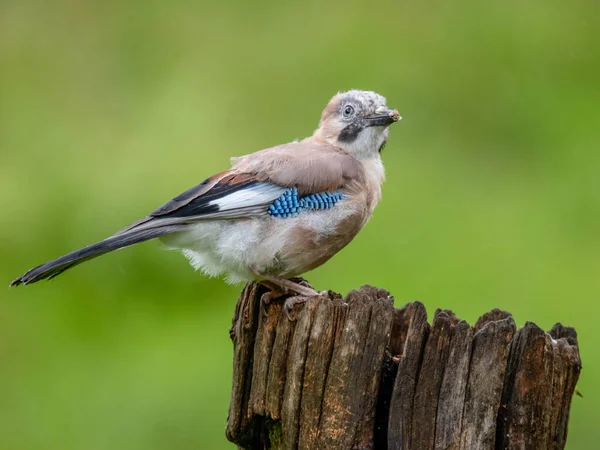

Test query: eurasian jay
[11,90,401,311]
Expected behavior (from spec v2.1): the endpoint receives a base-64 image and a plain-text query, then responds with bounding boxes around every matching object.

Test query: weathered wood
[265,305,294,419]
[281,298,316,449]
[348,291,395,449]
[316,288,394,449]
[249,301,281,416]
[226,282,263,446]
[434,319,472,450]
[496,322,582,450]
[297,296,340,449]
[411,309,453,449]
[227,283,582,450]
[547,324,581,448]
[460,313,516,449]
[388,302,430,450]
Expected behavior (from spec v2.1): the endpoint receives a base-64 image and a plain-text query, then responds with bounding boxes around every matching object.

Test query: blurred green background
[1,0,598,448]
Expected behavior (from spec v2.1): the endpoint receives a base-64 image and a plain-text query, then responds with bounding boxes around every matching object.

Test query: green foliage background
[1,1,598,448]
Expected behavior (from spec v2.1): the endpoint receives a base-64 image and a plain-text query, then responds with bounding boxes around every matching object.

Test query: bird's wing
[117,140,363,234]
[12,171,288,285]
[115,171,287,234]
[231,139,365,195]
[10,142,364,286]
[149,172,286,219]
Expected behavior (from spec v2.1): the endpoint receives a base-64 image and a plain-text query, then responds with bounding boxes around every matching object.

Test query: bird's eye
[342,105,355,118]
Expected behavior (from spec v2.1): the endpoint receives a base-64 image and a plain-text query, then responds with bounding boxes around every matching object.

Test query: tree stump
[226,283,582,450]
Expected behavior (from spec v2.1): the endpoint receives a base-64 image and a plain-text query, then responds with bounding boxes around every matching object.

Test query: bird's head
[314,90,401,159]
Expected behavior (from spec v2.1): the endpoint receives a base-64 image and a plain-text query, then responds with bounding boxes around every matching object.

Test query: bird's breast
[268,189,370,276]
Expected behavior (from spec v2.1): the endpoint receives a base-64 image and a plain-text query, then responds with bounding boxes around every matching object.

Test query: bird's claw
[260,289,287,317]
[283,295,307,321]
[283,290,328,321]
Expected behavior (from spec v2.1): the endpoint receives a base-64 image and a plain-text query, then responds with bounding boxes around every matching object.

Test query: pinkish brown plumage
[231,140,364,194]
[11,90,401,313]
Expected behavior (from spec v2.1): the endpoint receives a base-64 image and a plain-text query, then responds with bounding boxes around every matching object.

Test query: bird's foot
[283,295,308,320]
[258,281,286,317]
[254,271,327,320]
[283,290,329,321]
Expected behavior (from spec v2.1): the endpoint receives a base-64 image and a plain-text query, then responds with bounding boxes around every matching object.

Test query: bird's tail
[10,225,186,287]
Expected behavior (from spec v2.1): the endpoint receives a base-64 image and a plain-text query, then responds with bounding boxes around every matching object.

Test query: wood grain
[226,283,581,450]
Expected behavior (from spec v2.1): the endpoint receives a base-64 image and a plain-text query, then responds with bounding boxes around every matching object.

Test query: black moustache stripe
[338,123,363,143]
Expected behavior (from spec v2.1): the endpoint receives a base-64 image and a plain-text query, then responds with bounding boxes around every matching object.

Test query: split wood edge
[226,283,582,450]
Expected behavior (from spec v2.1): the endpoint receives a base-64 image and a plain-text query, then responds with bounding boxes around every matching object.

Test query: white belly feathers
[161,201,359,284]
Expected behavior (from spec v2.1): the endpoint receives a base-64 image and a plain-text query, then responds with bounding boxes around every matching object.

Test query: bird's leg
[257,280,286,317]
[260,274,319,297]
[259,280,287,303]
[281,277,329,318]
[265,275,332,320]
[253,270,323,320]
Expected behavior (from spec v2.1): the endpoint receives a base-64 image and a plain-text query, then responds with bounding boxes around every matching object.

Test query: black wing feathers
[153,179,259,218]
[10,172,275,286]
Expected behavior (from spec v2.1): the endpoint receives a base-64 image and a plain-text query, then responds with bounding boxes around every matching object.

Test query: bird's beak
[365,108,402,127]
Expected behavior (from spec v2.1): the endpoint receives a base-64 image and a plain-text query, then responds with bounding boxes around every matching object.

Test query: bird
[10,90,401,313]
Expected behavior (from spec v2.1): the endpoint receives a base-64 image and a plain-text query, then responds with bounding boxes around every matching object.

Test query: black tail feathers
[10,225,184,287]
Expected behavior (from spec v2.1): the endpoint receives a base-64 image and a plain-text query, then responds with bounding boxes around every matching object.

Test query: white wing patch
[123,182,290,234]
[208,183,286,211]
